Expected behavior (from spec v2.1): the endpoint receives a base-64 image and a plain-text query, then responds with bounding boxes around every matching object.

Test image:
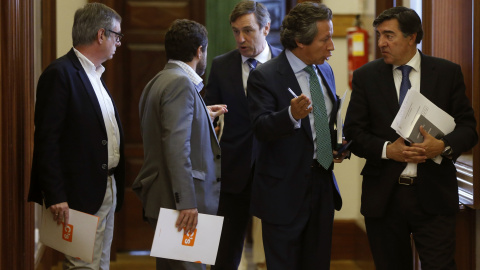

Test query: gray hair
[72,3,122,47]
[230,1,270,29]
[280,2,332,50]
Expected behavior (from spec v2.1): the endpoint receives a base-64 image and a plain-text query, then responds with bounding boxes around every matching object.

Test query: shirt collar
[285,49,310,74]
[393,49,421,72]
[73,47,105,76]
[241,41,271,64]
[168,59,204,92]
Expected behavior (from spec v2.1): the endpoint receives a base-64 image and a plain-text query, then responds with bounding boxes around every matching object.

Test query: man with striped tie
[203,1,281,269]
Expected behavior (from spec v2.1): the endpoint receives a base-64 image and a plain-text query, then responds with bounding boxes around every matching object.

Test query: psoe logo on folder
[182,229,197,247]
[62,223,74,242]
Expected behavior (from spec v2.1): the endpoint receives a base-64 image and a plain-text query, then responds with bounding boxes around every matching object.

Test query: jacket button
[217,178,221,182]
[216,154,221,159]
[102,140,107,145]
[102,164,107,170]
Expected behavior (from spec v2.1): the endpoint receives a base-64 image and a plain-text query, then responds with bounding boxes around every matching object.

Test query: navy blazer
[344,51,478,217]
[28,49,125,215]
[247,50,342,225]
[204,44,282,193]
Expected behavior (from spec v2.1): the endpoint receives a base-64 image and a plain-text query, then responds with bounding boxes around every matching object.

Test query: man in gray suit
[133,19,226,270]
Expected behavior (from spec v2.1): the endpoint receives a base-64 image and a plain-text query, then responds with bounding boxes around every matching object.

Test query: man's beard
[196,54,207,76]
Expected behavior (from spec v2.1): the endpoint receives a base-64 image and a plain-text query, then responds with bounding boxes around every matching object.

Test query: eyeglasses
[107,29,124,42]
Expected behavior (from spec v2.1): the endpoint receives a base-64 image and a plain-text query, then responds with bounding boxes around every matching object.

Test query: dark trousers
[261,166,335,270]
[365,185,457,270]
[211,181,252,269]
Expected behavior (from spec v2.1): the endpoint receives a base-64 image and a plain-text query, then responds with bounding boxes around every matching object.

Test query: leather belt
[398,176,416,185]
[108,167,116,176]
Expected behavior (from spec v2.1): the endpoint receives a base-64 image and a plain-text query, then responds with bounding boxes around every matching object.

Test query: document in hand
[150,208,224,265]
[391,90,455,143]
[40,206,99,263]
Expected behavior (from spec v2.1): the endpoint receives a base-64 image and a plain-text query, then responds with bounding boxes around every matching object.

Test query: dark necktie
[247,58,258,72]
[304,65,332,169]
[397,65,412,105]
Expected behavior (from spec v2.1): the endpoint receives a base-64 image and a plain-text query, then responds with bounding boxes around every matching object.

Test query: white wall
[322,0,374,223]
[56,0,87,57]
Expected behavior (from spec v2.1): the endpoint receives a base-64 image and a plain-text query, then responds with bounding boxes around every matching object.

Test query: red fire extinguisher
[347,15,369,89]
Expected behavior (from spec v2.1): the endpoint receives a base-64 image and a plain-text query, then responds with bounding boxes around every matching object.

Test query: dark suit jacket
[203,44,282,193]
[247,51,342,225]
[344,51,478,217]
[28,48,126,215]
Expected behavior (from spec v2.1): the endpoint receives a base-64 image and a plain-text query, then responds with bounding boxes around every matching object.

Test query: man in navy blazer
[247,3,346,269]
[204,1,281,269]
[344,7,477,270]
[28,3,125,269]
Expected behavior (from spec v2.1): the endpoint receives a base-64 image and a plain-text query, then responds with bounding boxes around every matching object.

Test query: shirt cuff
[382,141,391,159]
[288,106,301,129]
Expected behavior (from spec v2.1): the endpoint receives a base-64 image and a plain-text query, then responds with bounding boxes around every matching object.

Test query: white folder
[40,206,99,263]
[150,208,224,265]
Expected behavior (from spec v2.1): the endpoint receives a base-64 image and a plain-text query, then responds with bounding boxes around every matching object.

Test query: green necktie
[304,65,332,169]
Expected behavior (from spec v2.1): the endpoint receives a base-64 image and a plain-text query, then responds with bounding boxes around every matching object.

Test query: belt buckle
[398,176,414,185]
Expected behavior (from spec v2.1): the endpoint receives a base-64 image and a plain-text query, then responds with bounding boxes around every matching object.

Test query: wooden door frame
[0,0,35,269]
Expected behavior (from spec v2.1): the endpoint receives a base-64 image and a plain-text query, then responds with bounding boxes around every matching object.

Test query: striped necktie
[247,58,258,72]
[304,65,332,169]
[397,65,412,105]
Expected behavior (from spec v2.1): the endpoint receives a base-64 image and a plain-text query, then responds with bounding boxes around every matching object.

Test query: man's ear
[295,39,304,49]
[263,22,271,36]
[97,28,105,44]
[196,45,203,59]
[409,33,418,45]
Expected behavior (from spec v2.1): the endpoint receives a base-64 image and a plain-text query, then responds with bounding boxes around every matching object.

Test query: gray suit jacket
[133,63,221,219]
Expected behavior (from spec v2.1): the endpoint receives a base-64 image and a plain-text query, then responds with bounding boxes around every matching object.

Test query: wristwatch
[440,138,453,157]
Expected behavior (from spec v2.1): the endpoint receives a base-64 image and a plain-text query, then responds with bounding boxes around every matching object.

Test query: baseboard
[332,219,375,269]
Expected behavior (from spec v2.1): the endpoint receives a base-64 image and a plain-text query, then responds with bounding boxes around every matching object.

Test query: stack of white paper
[391,90,455,141]
[391,90,455,163]
[40,206,99,263]
[150,208,224,265]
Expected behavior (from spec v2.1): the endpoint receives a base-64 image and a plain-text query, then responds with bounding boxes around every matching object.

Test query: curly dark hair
[165,19,208,62]
[280,2,332,50]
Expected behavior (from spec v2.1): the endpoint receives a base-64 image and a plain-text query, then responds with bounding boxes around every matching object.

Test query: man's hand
[290,94,313,120]
[49,202,70,225]
[386,137,427,163]
[411,126,445,159]
[333,139,349,163]
[176,208,198,233]
[207,104,228,122]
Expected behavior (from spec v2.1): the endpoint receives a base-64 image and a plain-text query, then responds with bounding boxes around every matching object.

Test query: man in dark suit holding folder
[247,3,347,269]
[344,7,477,270]
[28,3,125,269]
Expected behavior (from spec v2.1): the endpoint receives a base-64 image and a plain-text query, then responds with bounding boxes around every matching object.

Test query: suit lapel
[68,50,107,136]
[419,53,437,101]
[230,51,248,106]
[377,62,400,116]
[276,53,314,143]
[316,64,338,124]
[196,90,220,146]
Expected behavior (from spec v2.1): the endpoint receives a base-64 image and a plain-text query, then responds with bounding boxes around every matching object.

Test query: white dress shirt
[382,49,421,177]
[285,49,334,159]
[241,41,272,94]
[73,48,120,171]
